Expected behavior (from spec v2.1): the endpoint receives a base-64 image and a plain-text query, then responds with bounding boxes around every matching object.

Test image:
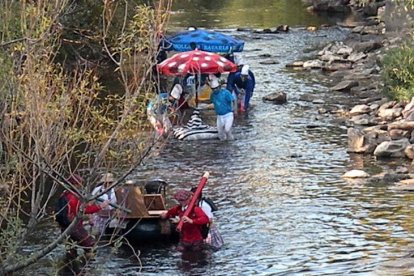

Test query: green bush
[381,42,414,101]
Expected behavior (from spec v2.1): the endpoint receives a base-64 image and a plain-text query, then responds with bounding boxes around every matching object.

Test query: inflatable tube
[123,218,178,244]
[173,109,218,141]
[174,127,218,140]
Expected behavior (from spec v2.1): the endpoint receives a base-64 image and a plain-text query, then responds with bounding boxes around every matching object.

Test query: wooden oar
[176,171,209,232]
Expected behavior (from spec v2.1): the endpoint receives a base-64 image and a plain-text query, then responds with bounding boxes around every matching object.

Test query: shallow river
[25,1,414,275]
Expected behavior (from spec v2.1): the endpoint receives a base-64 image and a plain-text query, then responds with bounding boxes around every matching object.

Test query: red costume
[65,191,102,223]
[61,190,102,249]
[165,205,209,243]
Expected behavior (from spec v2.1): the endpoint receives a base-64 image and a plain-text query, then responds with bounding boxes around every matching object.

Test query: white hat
[170,84,183,100]
[208,74,218,82]
[99,173,115,183]
[241,65,250,75]
[209,78,220,89]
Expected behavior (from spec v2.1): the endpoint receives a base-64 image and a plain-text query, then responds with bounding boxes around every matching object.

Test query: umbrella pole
[196,73,200,108]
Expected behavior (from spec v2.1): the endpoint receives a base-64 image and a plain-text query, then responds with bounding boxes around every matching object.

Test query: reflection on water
[22,3,414,276]
[170,0,349,29]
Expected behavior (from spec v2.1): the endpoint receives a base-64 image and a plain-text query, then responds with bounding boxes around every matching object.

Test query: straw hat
[99,173,115,183]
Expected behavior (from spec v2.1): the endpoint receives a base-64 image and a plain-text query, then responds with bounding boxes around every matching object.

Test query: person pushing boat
[161,189,209,251]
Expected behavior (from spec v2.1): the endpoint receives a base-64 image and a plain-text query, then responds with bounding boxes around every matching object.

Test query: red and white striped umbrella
[157,49,237,76]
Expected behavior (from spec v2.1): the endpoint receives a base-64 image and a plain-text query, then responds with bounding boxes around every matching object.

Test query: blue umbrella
[161,29,244,54]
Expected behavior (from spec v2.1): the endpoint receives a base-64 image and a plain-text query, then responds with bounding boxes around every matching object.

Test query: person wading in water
[161,189,209,251]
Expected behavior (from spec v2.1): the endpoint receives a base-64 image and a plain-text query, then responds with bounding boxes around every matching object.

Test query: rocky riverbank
[234,1,414,184]
[283,1,414,185]
[294,2,414,272]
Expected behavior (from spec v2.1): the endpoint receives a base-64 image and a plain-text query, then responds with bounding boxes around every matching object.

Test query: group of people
[152,25,257,141]
[209,56,256,141]
[56,172,221,259]
[162,54,255,141]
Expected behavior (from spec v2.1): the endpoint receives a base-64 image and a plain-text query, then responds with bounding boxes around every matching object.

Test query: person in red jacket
[161,189,209,251]
[61,174,109,259]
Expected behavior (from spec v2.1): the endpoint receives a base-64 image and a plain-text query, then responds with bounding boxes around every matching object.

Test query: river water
[24,1,414,275]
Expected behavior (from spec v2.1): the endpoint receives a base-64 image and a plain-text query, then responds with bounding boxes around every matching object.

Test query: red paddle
[176,171,209,232]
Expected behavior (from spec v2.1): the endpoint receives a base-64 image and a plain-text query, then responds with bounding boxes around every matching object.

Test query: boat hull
[121,218,179,244]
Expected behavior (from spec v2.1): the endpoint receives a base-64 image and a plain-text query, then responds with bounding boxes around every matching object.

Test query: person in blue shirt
[228,65,255,112]
[209,76,236,141]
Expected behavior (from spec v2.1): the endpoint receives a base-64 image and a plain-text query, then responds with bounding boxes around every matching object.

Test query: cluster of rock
[286,30,384,74]
[299,1,414,271]
[303,0,386,15]
[251,0,414,171]
[288,1,414,182]
[285,18,389,94]
[348,98,414,160]
[261,1,394,106]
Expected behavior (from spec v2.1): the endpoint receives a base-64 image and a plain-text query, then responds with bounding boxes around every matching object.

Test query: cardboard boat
[99,179,179,244]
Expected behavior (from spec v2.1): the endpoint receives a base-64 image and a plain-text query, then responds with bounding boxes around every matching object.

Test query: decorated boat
[146,93,218,141]
[100,179,179,244]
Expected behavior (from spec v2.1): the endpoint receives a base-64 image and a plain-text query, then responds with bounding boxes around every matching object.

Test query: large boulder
[349,114,375,126]
[377,107,403,121]
[347,127,385,153]
[389,129,410,140]
[349,104,370,116]
[342,169,370,178]
[331,80,359,91]
[405,145,414,160]
[374,138,410,158]
[347,41,383,53]
[262,92,287,104]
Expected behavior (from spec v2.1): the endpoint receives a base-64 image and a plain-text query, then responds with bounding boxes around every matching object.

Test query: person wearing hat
[168,76,195,124]
[226,56,255,112]
[58,174,109,259]
[209,75,236,141]
[161,189,209,251]
[91,173,118,236]
[92,173,117,207]
[169,83,183,104]
[230,54,256,84]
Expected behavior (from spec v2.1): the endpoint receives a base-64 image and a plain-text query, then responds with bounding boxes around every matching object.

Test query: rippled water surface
[24,2,414,276]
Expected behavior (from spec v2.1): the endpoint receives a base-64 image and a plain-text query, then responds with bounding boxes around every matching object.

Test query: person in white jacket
[91,173,118,236]
[190,187,223,250]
